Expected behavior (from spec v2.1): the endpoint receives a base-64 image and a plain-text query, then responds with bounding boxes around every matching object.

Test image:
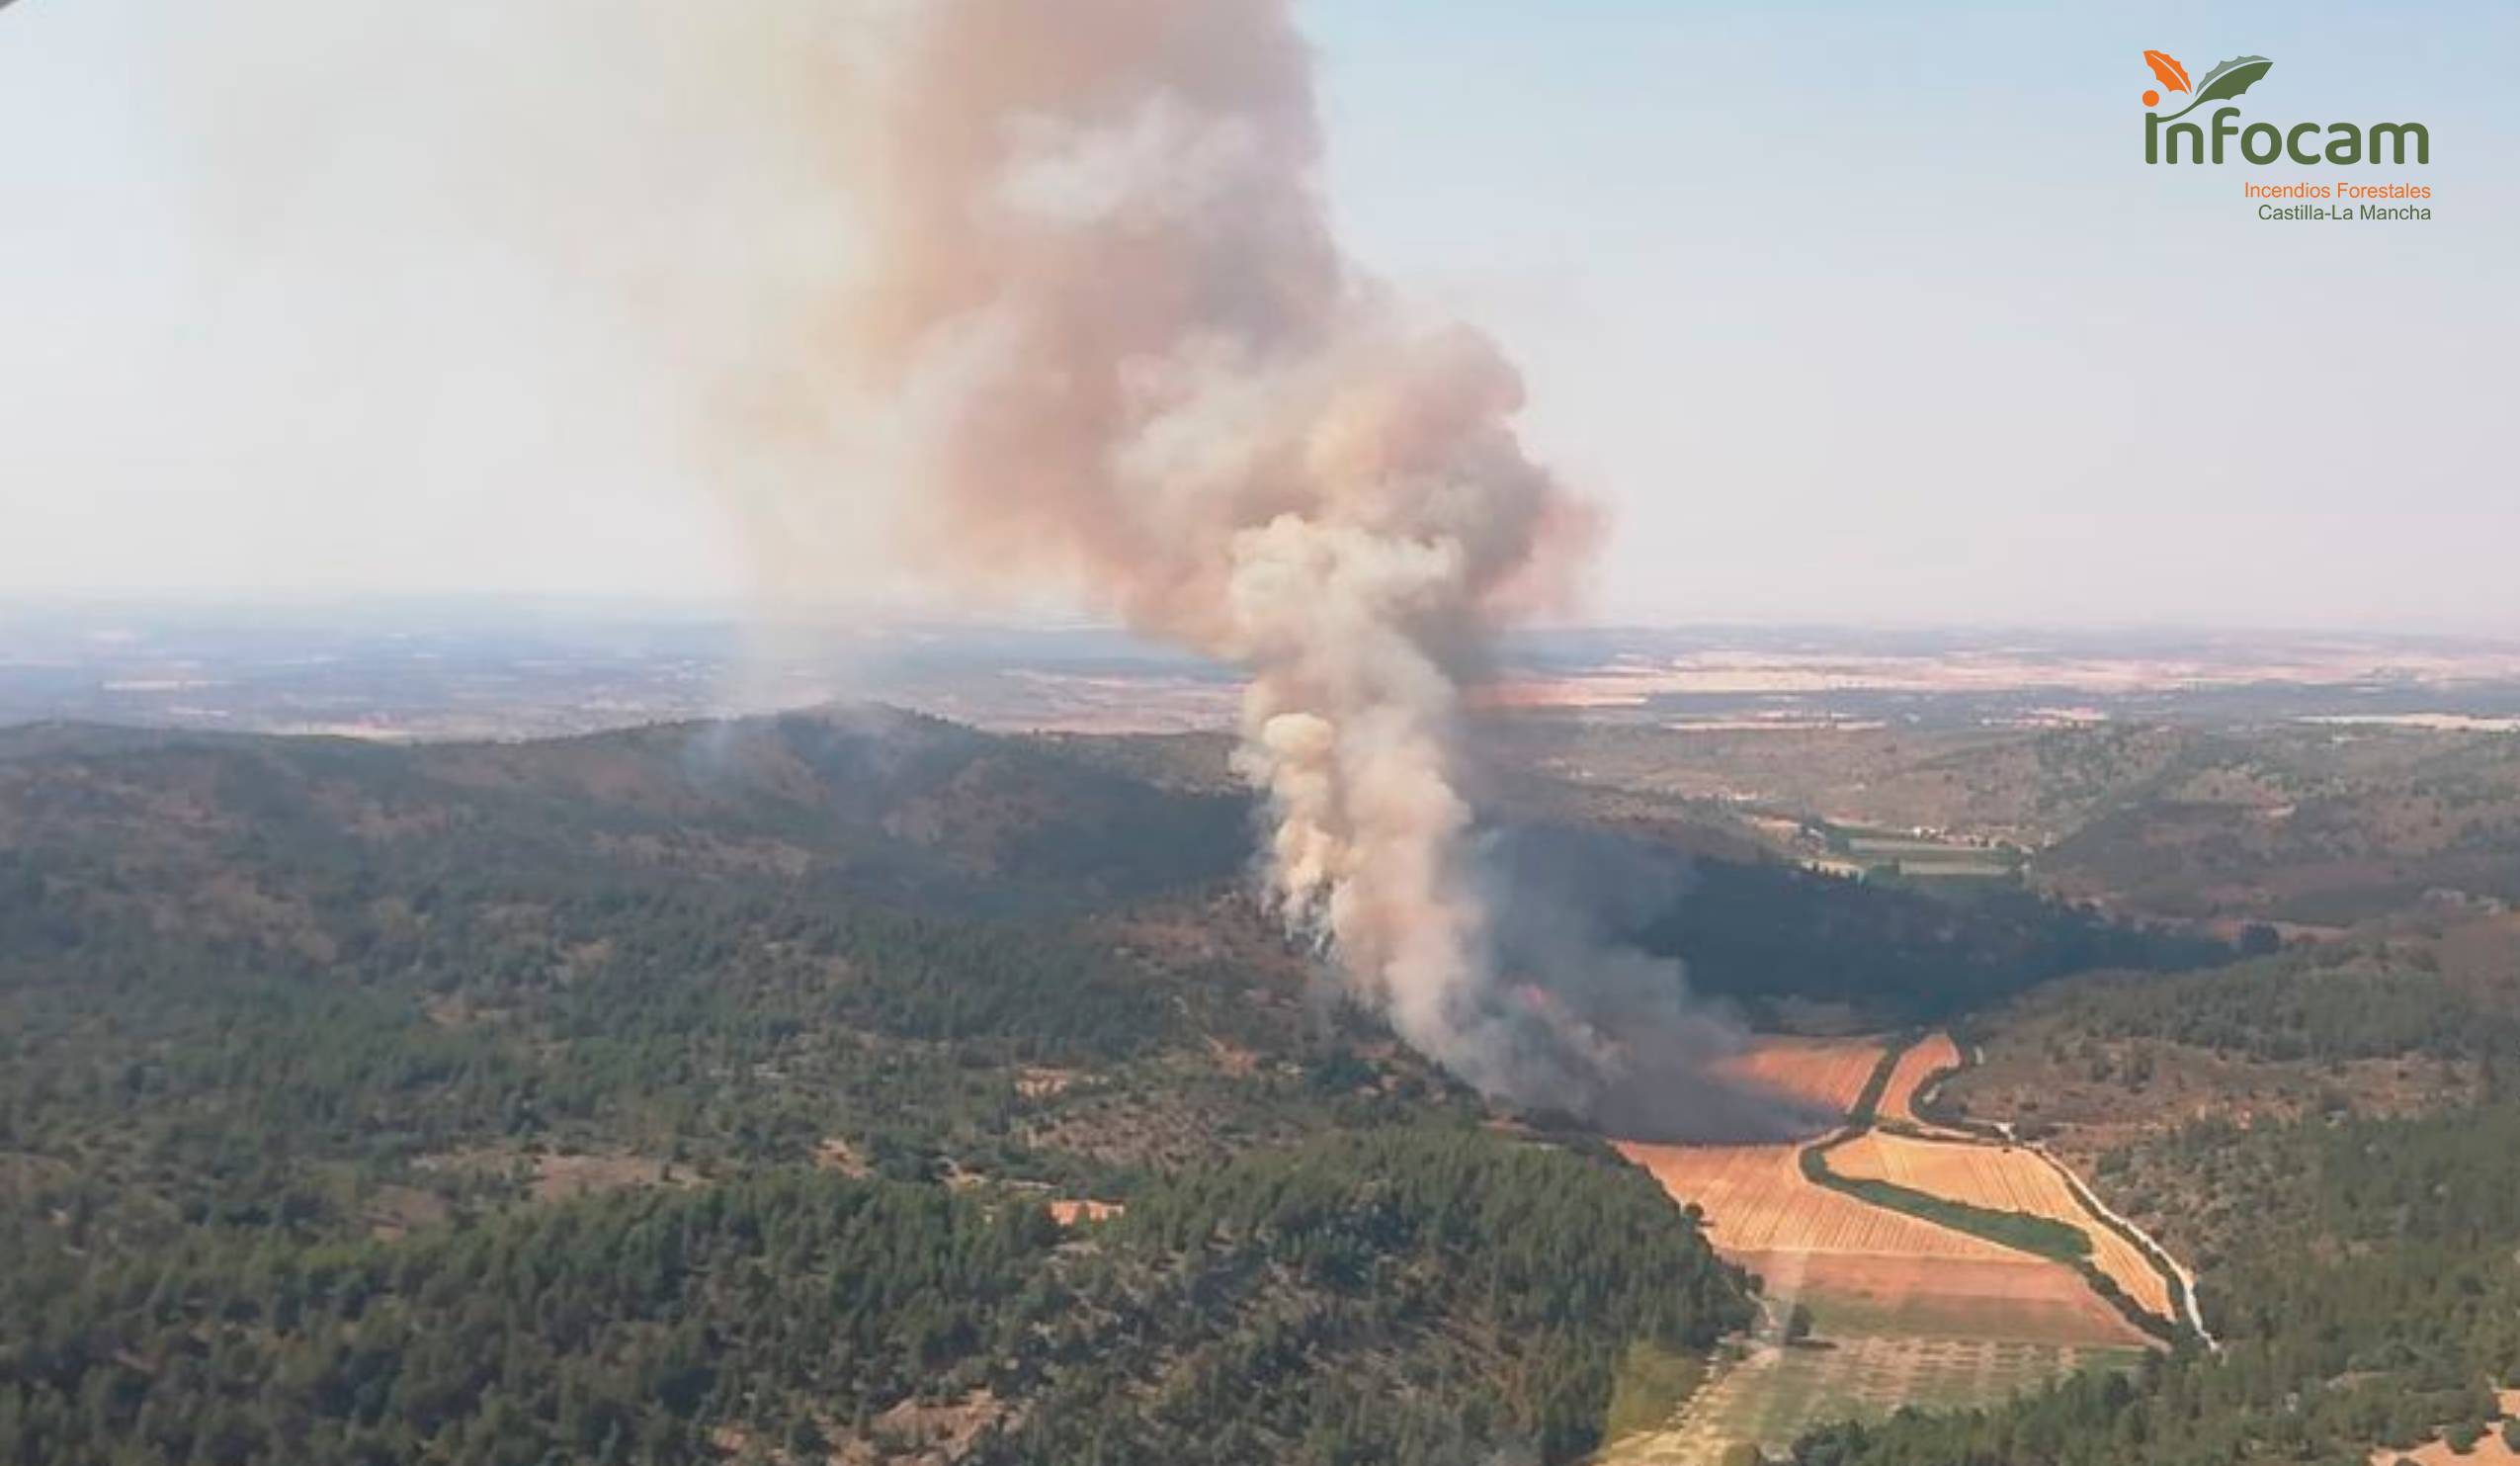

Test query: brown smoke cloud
[136,0,1769,1127]
[791,0,1620,1105]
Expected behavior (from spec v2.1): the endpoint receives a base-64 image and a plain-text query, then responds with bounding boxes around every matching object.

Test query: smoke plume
[1479,826,1832,1142]
[128,0,1764,1131]
[805,0,1640,1109]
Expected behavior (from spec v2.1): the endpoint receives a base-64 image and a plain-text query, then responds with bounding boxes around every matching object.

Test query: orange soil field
[1881,1031,1963,1128]
[1826,1131,2172,1318]
[1720,1035,1887,1116]
[1622,1033,2163,1360]
[1618,1141,2009,1258]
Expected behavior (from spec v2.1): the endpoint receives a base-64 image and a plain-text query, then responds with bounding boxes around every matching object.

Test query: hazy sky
[2,1,2513,631]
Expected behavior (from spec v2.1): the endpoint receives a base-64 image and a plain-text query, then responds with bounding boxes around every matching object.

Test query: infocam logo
[2141,50,2429,166]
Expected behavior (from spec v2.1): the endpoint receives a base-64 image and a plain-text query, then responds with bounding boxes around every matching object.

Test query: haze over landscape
[4,3,2518,1465]
[3,0,2515,629]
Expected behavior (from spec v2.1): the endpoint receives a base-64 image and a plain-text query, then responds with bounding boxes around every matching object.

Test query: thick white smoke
[813,0,1609,1105]
[119,0,1769,1124]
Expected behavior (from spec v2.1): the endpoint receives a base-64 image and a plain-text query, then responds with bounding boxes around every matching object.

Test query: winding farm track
[2015,1137,2216,1347]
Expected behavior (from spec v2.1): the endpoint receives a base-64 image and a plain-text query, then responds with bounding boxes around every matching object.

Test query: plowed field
[1824,1131,2171,1317]
[1881,1031,1963,1128]
[1728,1250,2151,1347]
[1719,1036,1886,1116]
[1616,1141,2008,1258]
[1609,1034,2167,1463]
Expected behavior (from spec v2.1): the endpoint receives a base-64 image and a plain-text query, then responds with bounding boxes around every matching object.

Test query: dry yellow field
[1727,1250,2151,1347]
[1617,1141,2010,1258]
[1612,1035,2166,1460]
[1825,1131,2171,1318]
[1881,1031,1963,1128]
[1720,1036,1887,1116]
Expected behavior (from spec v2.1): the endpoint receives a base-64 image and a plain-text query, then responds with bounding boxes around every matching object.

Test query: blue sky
[2,1,2513,630]
[1301,1,2518,629]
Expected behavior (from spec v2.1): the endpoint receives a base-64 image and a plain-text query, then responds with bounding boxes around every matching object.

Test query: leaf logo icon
[2151,54,2274,121]
[2143,51,2193,95]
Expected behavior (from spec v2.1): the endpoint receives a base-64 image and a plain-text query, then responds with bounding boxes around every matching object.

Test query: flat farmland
[1826,1131,2173,1318]
[1880,1031,1963,1129]
[1617,1141,2008,1258]
[1609,1032,2162,1464]
[1719,1035,1886,1116]
[1608,1333,2148,1466]
[1731,1250,2149,1347]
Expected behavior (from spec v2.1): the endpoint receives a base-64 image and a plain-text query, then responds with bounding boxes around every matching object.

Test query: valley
[1608,1033,2185,1462]
[5,0,2506,1457]
[5,703,2519,1465]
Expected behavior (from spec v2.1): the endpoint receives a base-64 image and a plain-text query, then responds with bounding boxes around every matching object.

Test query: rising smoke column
[820,0,1614,1106]
[122,0,1764,1128]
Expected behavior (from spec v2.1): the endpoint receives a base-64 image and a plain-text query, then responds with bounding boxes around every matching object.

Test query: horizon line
[3,593,2517,647]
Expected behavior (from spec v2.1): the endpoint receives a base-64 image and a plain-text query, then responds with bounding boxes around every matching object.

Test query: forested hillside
[0,711,2265,1464]
[0,707,1253,918]
[1484,716,2520,926]
[2,1128,1752,1466]
[0,713,1772,1465]
[2006,938,2520,1065]
[1634,858,2222,1022]
[0,711,2218,1043]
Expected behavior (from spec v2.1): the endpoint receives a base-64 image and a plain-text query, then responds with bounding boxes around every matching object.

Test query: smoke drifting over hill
[1480,824,1832,1142]
[143,0,1776,1135]
[816,0,1641,1116]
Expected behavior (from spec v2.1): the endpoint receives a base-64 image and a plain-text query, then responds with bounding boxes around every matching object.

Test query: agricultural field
[1610,1029,2166,1463]
[1720,1034,1888,1116]
[1824,1131,2173,1318]
[1616,1142,2010,1258]
[1609,1334,2149,1466]
[1841,828,2018,882]
[1732,1250,2148,1347]
[1880,1030,1964,1130]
